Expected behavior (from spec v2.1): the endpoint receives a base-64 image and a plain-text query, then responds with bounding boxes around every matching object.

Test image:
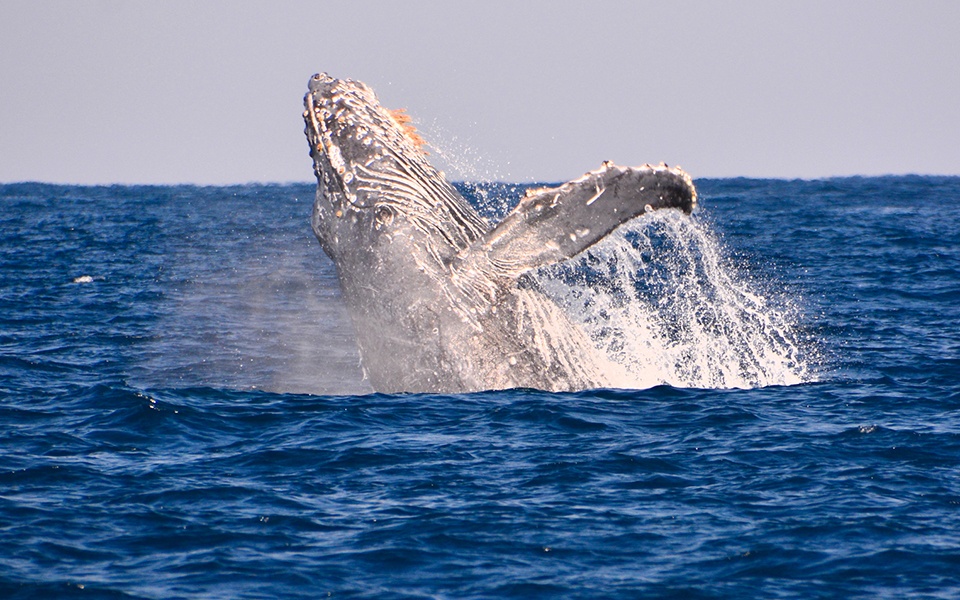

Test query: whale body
[303,73,697,393]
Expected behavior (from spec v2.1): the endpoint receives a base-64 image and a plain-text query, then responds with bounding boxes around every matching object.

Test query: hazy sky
[2,1,958,184]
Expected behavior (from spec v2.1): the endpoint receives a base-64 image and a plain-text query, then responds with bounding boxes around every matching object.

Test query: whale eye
[374,205,395,228]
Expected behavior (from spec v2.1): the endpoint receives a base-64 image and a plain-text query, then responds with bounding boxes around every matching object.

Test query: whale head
[303,73,486,265]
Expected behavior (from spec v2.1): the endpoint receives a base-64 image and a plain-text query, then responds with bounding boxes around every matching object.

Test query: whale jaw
[303,73,487,263]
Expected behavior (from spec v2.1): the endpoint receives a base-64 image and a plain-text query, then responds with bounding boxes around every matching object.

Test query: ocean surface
[2,176,959,598]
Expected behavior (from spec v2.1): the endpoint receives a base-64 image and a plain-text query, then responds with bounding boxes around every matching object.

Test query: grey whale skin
[303,73,697,394]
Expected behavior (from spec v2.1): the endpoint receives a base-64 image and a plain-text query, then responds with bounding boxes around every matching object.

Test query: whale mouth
[303,73,431,209]
[303,73,491,256]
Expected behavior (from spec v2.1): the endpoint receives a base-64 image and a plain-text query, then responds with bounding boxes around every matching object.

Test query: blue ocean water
[2,176,959,598]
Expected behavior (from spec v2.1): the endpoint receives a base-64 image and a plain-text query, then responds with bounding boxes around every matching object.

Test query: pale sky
[2,0,958,184]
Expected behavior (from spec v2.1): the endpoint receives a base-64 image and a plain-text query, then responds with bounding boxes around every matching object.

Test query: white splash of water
[537,210,815,390]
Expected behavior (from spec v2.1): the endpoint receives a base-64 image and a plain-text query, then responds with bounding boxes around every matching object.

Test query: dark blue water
[2,177,959,598]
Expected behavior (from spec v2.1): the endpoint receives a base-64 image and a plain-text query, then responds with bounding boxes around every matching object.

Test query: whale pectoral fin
[461,162,697,278]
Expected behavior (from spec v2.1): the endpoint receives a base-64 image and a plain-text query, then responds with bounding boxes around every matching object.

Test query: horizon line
[3,172,960,188]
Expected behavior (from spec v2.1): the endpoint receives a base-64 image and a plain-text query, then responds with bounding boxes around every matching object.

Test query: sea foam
[537,210,814,389]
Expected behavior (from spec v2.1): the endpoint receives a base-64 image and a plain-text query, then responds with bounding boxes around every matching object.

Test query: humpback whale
[303,73,697,393]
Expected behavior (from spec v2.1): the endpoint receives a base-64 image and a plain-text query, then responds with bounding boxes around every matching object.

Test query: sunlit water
[538,212,812,390]
[2,177,959,598]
